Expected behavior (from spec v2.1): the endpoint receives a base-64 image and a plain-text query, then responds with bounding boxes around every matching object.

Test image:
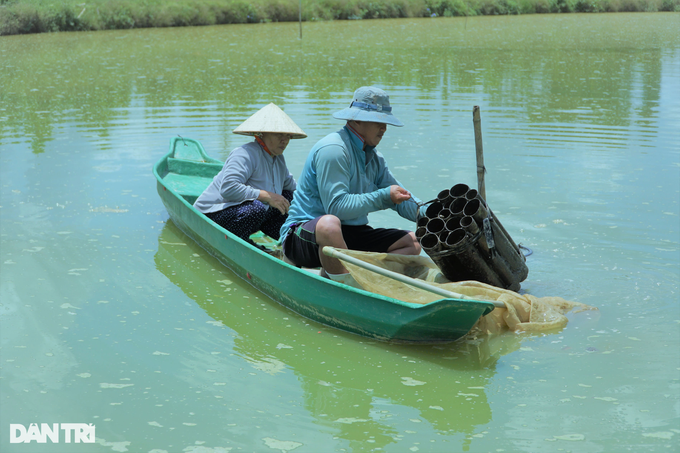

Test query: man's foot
[326,271,362,289]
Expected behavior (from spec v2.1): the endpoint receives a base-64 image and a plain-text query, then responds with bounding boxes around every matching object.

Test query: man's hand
[389,185,412,205]
[259,190,290,215]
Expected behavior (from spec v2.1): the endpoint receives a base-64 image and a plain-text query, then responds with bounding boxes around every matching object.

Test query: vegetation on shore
[1,0,677,35]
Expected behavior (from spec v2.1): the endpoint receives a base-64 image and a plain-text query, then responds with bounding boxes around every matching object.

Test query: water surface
[1,13,679,453]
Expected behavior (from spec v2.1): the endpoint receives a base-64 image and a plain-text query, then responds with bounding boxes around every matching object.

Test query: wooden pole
[299,0,302,39]
[472,105,486,201]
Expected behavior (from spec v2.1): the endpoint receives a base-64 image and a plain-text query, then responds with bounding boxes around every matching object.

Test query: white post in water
[473,106,486,201]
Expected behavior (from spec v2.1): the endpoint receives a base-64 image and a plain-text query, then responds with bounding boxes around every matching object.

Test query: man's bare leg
[317,219,420,275]
[387,231,421,255]
[315,215,349,275]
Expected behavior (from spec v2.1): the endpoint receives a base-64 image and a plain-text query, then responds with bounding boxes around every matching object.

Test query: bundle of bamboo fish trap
[416,183,528,291]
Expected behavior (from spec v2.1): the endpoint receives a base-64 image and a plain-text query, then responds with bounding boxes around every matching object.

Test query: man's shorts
[282,216,411,268]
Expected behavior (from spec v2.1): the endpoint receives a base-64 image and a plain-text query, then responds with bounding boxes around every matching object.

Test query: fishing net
[339,249,597,336]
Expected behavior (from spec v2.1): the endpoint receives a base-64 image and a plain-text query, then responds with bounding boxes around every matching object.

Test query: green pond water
[1,12,679,453]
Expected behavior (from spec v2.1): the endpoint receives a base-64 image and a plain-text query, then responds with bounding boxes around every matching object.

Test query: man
[279,86,427,285]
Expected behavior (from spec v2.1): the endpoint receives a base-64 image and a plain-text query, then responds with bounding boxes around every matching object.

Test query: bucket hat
[233,103,307,139]
[332,86,403,127]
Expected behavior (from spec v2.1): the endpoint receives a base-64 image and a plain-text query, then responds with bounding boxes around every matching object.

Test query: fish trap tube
[465,188,480,201]
[464,198,488,224]
[426,218,445,235]
[445,216,461,232]
[465,197,522,255]
[417,184,529,291]
[428,229,505,287]
[425,202,443,219]
[488,252,521,291]
[450,197,467,217]
[445,228,466,247]
[463,199,528,284]
[460,215,479,235]
[450,183,469,199]
[420,233,441,253]
[461,215,490,256]
[437,188,453,208]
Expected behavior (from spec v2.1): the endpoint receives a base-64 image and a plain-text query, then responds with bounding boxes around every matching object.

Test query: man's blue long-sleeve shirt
[280,125,425,241]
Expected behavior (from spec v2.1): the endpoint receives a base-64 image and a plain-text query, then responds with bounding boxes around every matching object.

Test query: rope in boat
[519,244,533,257]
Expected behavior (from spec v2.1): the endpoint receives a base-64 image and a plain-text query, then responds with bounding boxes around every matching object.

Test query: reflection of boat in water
[154,222,524,450]
[153,137,496,343]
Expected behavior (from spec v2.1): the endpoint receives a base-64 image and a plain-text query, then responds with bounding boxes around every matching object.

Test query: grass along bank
[1,0,678,35]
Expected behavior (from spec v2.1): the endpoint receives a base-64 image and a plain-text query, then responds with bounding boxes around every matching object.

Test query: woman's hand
[258,190,290,215]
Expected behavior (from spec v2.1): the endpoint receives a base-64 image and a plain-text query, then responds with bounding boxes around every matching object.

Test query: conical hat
[233,103,307,139]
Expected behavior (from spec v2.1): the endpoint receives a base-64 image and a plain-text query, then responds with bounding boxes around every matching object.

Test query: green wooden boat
[153,137,496,343]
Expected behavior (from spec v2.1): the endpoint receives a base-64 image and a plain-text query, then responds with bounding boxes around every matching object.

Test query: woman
[193,103,306,249]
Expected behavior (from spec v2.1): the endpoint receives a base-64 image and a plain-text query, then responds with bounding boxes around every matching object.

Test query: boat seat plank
[167,157,222,177]
[164,173,213,199]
